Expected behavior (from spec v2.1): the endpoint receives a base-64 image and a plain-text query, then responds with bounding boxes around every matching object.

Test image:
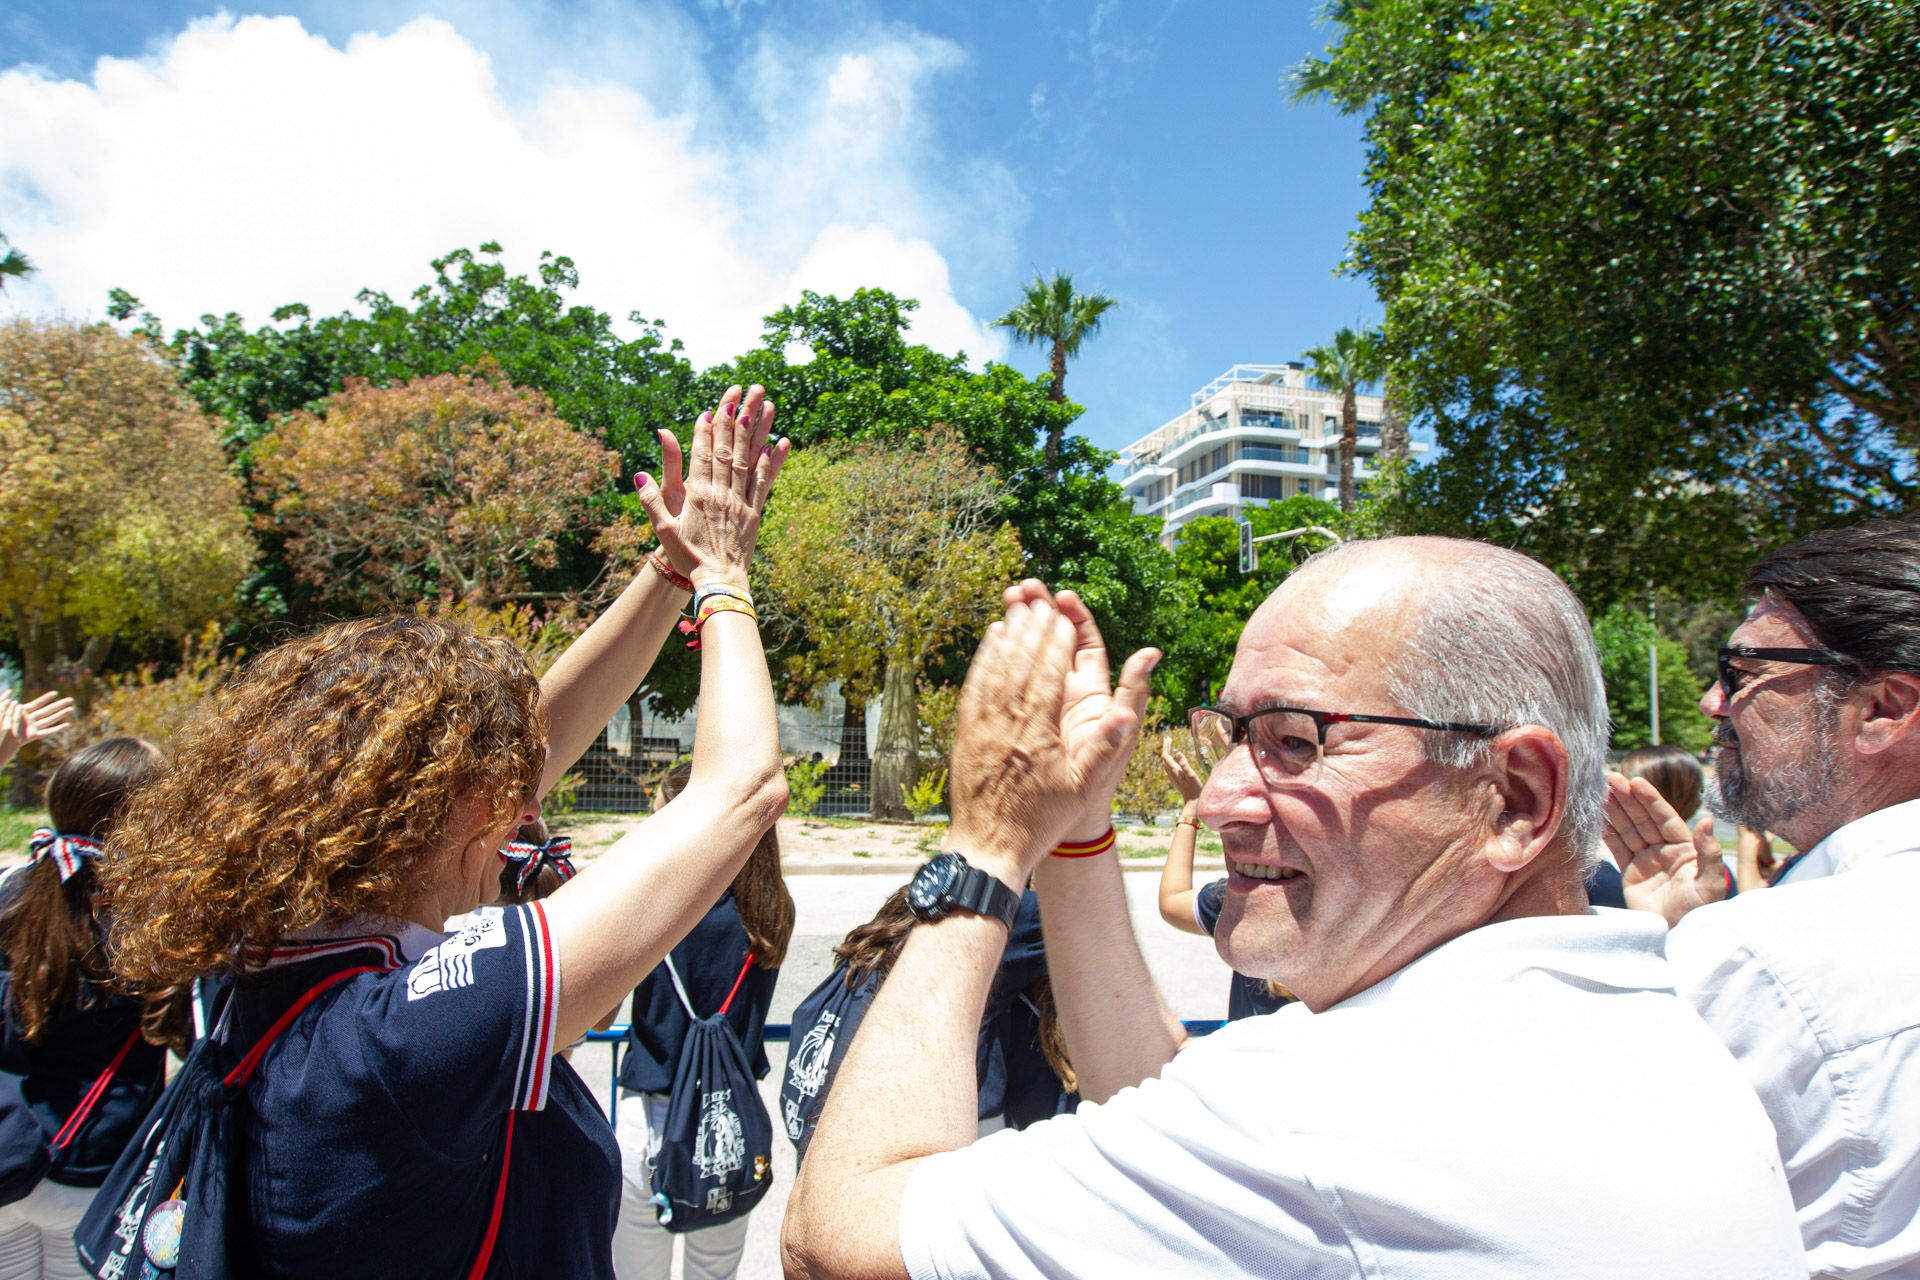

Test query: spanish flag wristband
[1051,827,1116,859]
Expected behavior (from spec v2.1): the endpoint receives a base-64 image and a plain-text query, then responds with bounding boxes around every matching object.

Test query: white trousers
[612,1091,751,1280]
[0,1179,97,1280]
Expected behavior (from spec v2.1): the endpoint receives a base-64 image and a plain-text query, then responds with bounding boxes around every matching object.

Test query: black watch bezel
[907,852,1020,930]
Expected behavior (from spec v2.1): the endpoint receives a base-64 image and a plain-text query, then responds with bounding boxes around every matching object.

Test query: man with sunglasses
[786,543,1802,1280]
[1608,520,1920,1278]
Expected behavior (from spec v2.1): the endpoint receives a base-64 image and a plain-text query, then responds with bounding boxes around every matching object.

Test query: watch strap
[947,861,1021,930]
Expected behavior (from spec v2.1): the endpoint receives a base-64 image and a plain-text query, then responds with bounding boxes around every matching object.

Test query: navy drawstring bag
[779,965,877,1165]
[649,952,773,1234]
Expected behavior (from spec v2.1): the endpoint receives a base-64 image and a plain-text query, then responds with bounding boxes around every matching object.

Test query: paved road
[570,867,1235,1280]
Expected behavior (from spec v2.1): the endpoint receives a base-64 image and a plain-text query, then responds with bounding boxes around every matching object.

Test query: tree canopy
[251,371,618,611]
[0,319,253,693]
[1301,0,1920,606]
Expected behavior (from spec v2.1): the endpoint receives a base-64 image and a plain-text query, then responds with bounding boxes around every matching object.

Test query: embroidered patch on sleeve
[407,907,511,1001]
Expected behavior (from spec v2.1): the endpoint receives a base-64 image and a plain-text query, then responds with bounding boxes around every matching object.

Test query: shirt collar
[1331,908,1674,1012]
[1790,796,1920,883]
[257,914,445,971]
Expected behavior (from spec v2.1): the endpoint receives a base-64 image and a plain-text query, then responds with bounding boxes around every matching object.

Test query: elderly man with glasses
[784,538,1803,1279]
[1608,520,1920,1278]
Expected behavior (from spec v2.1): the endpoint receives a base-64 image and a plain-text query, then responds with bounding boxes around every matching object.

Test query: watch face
[908,853,960,914]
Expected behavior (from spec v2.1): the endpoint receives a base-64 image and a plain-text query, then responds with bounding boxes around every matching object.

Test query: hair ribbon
[28,829,104,883]
[498,836,576,896]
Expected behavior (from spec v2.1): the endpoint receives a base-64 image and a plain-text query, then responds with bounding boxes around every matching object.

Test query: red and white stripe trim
[511,902,561,1111]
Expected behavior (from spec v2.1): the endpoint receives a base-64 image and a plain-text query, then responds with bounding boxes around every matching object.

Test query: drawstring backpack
[779,965,879,1166]
[75,966,516,1279]
[0,1024,142,1206]
[648,952,773,1234]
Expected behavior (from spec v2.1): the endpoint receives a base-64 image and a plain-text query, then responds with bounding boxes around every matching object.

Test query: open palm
[1603,773,1729,927]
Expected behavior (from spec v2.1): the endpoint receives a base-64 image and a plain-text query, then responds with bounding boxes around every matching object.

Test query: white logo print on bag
[694,1087,746,1186]
[784,1012,839,1139]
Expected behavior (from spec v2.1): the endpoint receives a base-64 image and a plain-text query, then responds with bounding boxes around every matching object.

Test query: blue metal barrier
[582,1020,1230,1123]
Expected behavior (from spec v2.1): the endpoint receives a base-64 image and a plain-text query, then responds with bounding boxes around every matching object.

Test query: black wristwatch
[906,852,1021,930]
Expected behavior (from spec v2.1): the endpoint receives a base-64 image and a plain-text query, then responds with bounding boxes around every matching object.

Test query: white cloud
[0,11,1013,366]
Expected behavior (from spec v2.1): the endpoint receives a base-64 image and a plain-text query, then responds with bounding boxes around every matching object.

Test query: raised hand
[1603,772,1730,927]
[0,688,76,770]
[946,589,1083,883]
[1159,733,1203,803]
[633,384,790,587]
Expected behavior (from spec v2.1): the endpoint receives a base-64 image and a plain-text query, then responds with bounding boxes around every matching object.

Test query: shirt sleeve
[897,1049,1354,1279]
[351,904,562,1131]
[1193,878,1227,936]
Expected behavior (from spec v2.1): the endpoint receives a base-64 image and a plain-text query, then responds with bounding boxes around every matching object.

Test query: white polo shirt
[899,909,1803,1279]
[1668,798,1920,1279]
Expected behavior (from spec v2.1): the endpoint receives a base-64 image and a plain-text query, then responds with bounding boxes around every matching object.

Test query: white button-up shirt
[1669,798,1920,1279]
[900,910,1803,1279]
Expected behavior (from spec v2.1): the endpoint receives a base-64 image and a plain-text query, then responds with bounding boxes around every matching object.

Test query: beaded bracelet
[1051,827,1117,859]
[647,551,693,594]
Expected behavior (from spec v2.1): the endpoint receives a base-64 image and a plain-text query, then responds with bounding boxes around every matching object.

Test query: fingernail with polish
[635,473,652,491]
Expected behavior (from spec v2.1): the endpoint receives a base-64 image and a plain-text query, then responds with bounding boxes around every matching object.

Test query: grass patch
[0,806,48,853]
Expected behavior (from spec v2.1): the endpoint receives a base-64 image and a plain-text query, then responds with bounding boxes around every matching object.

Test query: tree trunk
[1381,377,1410,464]
[868,658,919,822]
[1044,340,1068,481]
[1338,387,1358,511]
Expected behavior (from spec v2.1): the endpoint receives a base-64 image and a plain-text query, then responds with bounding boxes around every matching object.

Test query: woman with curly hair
[91,387,790,1279]
[0,738,186,1280]
[613,761,794,1280]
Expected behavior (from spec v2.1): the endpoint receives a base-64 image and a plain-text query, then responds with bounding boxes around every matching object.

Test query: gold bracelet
[1176,817,1202,830]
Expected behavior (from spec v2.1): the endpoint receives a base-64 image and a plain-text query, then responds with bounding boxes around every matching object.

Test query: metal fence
[568,686,877,816]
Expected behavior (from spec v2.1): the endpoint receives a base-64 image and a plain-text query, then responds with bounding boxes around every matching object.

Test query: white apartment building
[1117,363,1424,541]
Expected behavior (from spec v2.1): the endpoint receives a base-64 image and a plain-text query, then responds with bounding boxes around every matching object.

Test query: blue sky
[0,1,1376,453]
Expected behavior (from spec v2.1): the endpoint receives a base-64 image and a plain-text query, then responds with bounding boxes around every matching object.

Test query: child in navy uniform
[93,385,792,1279]
[612,763,792,1280]
[0,739,188,1280]
[782,884,1074,1165]
[1153,734,1296,1020]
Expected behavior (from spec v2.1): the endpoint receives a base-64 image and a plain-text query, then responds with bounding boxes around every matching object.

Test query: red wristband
[647,550,693,594]
[1052,828,1116,859]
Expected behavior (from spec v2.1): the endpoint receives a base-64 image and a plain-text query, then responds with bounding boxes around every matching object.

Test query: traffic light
[1238,518,1256,574]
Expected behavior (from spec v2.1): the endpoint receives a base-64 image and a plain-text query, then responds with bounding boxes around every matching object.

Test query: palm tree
[1302,326,1375,511]
[994,271,1117,479]
[1353,327,1407,464]
[0,235,32,295]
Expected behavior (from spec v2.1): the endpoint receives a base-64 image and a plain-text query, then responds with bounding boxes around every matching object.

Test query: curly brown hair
[100,616,545,990]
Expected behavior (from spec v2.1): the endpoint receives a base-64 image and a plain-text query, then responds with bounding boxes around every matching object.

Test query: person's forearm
[540,611,786,1044]
[783,911,1005,1280]
[535,562,688,796]
[1156,800,1204,932]
[1034,850,1185,1103]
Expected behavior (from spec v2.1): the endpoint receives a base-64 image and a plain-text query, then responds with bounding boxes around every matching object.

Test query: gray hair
[1301,538,1611,867]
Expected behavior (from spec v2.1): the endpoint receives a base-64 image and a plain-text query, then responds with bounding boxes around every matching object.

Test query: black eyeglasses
[1716,646,1853,703]
[1187,704,1497,789]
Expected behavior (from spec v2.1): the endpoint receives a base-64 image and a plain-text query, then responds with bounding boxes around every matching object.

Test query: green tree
[1159,495,1357,710]
[992,271,1118,479]
[696,290,1181,669]
[250,371,619,612]
[0,321,254,696]
[1300,0,1920,606]
[755,429,1025,819]
[0,235,31,295]
[1301,326,1377,511]
[1591,604,1715,754]
[117,243,693,472]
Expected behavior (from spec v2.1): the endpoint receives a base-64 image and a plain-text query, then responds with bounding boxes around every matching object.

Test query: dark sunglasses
[1716,646,1853,702]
